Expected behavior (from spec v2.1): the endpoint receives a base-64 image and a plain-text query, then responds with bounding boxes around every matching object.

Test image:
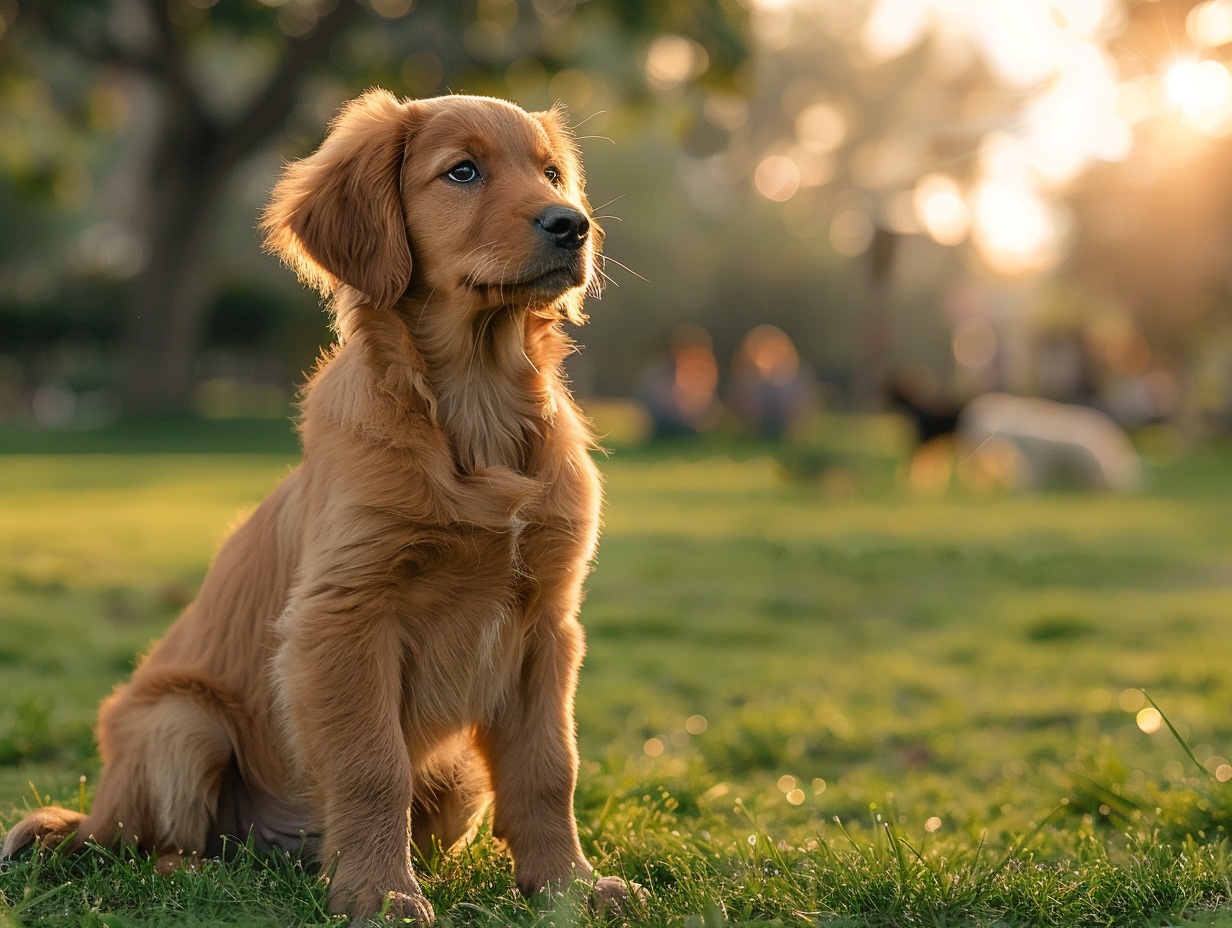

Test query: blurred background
[15,3,1232,892]
[3,0,1232,445]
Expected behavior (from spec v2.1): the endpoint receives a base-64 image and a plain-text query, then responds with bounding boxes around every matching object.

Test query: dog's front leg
[477,616,592,897]
[276,604,430,922]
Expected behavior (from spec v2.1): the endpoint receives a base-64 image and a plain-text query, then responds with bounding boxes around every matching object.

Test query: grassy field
[4,416,1232,925]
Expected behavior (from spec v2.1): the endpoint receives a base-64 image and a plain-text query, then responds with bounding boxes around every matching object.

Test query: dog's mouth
[464,256,590,305]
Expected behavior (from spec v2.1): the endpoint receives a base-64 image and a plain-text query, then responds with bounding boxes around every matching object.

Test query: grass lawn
[3,416,1232,925]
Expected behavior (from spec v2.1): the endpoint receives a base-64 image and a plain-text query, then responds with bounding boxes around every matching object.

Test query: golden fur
[2,90,622,921]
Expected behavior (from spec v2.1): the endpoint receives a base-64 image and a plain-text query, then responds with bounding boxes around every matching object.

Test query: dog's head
[262,89,600,328]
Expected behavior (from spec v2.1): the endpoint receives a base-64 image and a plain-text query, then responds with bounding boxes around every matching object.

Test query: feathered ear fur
[262,89,414,309]
[534,103,602,326]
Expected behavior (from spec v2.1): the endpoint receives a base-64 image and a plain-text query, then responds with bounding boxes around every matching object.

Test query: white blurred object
[957,392,1141,491]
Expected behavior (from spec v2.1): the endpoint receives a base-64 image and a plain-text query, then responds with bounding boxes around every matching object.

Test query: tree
[1,0,746,415]
[713,0,1232,408]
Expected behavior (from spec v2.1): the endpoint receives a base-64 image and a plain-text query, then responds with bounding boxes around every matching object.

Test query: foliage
[4,420,1232,922]
[0,0,749,413]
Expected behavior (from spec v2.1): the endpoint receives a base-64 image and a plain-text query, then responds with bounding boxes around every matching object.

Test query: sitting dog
[3,90,632,922]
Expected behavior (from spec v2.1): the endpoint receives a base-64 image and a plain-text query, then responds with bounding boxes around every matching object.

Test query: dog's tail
[1,806,85,857]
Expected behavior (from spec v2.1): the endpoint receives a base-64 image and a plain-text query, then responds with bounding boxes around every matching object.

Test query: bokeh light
[952,318,998,370]
[1188,0,1232,48]
[747,0,1232,277]
[755,154,802,201]
[972,179,1066,274]
[1166,59,1232,136]
[1136,707,1162,734]
[829,205,875,257]
[913,173,969,247]
[645,34,709,93]
[795,101,848,154]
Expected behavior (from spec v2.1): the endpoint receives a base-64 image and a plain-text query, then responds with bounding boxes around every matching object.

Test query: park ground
[3,414,1232,925]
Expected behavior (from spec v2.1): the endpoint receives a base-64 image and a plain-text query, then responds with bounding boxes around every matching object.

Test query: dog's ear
[262,89,413,309]
[534,103,603,326]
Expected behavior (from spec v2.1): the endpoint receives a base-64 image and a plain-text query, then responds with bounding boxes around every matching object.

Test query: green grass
[4,417,1232,925]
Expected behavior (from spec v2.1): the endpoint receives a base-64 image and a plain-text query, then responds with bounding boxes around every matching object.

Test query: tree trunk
[119,111,226,415]
[110,1,358,415]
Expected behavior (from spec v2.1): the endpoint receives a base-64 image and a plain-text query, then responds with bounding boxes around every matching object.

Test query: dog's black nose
[535,205,589,250]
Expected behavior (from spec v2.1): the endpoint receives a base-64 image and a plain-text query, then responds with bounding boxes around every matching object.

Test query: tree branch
[17,0,158,72]
[138,0,206,121]
[19,0,208,127]
[213,0,364,172]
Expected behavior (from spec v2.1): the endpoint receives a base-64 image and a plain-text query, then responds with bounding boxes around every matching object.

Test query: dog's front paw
[328,881,434,925]
[382,890,435,924]
[588,875,648,920]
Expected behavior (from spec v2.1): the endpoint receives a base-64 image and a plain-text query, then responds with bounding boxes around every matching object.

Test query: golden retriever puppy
[2,89,630,922]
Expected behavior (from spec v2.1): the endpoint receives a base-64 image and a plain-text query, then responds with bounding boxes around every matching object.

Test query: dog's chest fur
[391,519,535,732]
[295,333,595,748]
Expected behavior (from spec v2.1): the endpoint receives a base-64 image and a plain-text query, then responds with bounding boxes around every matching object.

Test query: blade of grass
[1143,690,1217,783]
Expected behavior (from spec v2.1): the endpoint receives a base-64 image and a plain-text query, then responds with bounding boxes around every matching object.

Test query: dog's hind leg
[2,691,232,863]
[75,690,233,859]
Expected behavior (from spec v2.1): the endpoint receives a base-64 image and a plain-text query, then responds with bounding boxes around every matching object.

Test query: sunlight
[1166,59,1232,135]
[1021,44,1131,187]
[1052,0,1124,37]
[913,172,970,246]
[747,0,1232,273]
[968,1,1058,87]
[972,179,1064,274]
[860,0,931,63]
[1188,0,1232,48]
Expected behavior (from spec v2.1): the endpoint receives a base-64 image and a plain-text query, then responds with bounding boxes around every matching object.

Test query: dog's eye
[544,165,562,186]
[444,161,481,184]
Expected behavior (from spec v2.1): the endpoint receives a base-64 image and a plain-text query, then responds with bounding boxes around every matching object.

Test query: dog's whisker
[600,254,648,283]
[595,265,620,287]
[590,194,624,213]
[569,110,608,131]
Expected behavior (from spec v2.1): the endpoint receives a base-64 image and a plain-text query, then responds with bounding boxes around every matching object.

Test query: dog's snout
[535,205,589,251]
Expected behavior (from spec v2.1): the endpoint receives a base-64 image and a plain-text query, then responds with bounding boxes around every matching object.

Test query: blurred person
[637,324,723,439]
[729,324,814,440]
